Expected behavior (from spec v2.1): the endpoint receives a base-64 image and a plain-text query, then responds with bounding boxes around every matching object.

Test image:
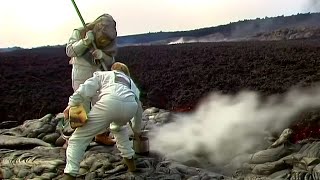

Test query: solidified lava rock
[1,39,320,127]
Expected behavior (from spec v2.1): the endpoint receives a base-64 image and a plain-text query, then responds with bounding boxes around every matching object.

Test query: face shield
[93,14,117,48]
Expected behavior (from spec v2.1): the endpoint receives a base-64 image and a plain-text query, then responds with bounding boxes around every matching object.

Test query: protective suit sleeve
[68,73,101,106]
[66,29,89,57]
[130,80,142,133]
[131,100,143,133]
[130,80,140,99]
[100,51,115,67]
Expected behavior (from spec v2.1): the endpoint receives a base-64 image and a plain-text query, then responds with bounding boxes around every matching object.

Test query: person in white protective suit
[62,62,143,180]
[66,13,117,145]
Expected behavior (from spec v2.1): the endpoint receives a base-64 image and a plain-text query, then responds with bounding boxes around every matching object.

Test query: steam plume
[149,86,320,167]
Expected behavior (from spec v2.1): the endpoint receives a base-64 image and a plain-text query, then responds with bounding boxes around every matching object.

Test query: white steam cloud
[149,86,320,167]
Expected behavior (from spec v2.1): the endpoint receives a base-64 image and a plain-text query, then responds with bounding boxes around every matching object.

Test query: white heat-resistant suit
[66,14,117,111]
[64,70,142,176]
[66,29,116,110]
[66,27,117,89]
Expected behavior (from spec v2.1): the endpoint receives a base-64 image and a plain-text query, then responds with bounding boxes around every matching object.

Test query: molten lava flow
[172,106,192,112]
[171,103,195,112]
[290,121,320,143]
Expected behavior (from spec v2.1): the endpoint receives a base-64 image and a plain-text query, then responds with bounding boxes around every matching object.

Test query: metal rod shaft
[70,0,107,71]
[71,0,86,28]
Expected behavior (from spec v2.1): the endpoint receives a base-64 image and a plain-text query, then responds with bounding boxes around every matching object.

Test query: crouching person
[62,62,142,180]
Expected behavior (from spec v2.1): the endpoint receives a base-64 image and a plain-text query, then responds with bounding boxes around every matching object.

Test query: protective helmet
[111,62,130,77]
[92,14,117,48]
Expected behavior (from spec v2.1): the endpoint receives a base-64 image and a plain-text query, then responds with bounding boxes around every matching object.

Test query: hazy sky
[0,0,318,48]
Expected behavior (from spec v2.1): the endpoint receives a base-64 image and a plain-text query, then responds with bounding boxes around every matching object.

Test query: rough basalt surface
[1,39,320,126]
[1,109,320,179]
[1,39,320,179]
[0,109,228,180]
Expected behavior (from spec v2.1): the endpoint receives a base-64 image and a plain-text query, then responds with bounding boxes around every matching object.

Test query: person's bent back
[62,63,142,180]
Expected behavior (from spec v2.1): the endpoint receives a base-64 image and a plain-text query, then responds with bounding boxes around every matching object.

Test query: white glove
[83,30,95,46]
[92,49,103,59]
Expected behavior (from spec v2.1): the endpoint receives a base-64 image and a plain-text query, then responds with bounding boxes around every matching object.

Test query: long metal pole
[70,0,107,71]
[71,0,86,27]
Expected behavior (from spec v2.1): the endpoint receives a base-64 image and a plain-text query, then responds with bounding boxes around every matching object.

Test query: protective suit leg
[110,123,134,158]
[92,91,115,145]
[63,64,95,149]
[64,99,113,176]
[109,98,138,159]
[64,96,137,176]
[71,64,96,92]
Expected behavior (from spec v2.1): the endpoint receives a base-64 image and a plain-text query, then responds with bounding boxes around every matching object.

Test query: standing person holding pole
[67,13,117,90]
[65,13,118,146]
